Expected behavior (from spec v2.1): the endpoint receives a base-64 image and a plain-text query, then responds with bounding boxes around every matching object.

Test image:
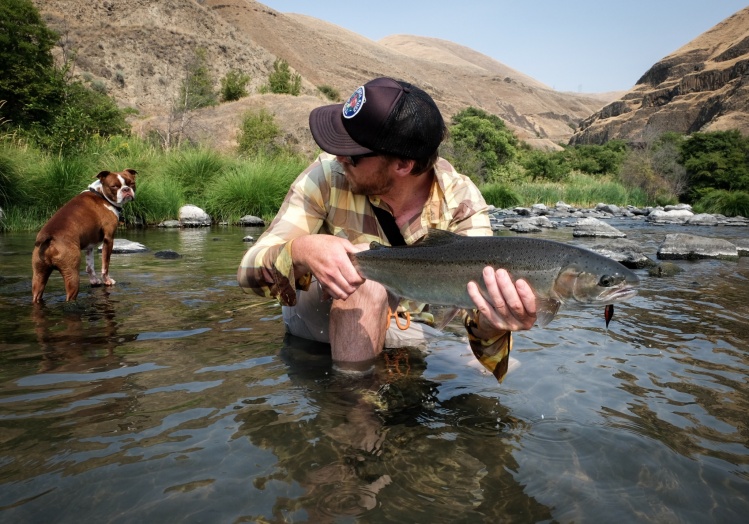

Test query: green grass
[204,153,307,223]
[0,135,677,232]
[694,190,749,217]
[506,173,649,208]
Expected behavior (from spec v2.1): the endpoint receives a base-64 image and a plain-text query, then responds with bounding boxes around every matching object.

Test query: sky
[259,0,748,93]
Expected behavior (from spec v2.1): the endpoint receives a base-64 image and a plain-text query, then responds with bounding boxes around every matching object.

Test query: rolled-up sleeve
[237,160,328,305]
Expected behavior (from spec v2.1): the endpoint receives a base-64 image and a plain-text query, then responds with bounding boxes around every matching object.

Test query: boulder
[647,209,694,224]
[657,233,738,260]
[685,213,719,226]
[157,219,181,228]
[592,239,655,269]
[154,249,182,259]
[179,205,211,227]
[99,239,148,254]
[238,215,265,227]
[572,217,626,238]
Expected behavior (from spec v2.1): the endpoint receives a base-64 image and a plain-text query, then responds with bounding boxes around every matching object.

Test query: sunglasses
[344,152,379,167]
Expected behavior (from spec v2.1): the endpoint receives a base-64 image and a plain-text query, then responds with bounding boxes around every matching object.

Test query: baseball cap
[309,77,446,158]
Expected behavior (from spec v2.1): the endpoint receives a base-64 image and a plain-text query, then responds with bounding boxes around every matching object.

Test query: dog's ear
[97,171,111,180]
[124,168,137,178]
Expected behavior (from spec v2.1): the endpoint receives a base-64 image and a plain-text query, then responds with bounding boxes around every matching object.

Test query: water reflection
[0,226,748,522]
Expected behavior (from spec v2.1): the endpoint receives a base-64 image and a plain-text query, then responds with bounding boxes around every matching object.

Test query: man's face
[336,155,394,196]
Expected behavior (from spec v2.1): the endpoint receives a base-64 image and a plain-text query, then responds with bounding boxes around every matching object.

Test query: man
[238,77,536,379]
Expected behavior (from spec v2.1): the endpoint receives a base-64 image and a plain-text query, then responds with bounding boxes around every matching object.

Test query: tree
[220,70,250,102]
[0,0,63,128]
[267,59,301,96]
[179,48,217,110]
[237,109,281,156]
[446,107,519,183]
[680,130,749,199]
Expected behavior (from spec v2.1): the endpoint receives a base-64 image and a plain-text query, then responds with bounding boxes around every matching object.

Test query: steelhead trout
[350,229,640,328]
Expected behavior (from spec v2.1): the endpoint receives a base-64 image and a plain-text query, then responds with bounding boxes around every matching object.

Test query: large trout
[350,229,640,328]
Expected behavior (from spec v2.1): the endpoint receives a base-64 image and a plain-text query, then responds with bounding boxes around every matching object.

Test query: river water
[0,220,748,523]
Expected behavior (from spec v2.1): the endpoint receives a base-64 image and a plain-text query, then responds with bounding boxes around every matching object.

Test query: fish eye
[599,274,616,287]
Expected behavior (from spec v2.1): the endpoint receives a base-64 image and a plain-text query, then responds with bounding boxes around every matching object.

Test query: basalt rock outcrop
[570,7,749,145]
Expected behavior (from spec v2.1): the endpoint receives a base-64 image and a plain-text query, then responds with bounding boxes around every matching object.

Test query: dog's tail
[34,233,53,258]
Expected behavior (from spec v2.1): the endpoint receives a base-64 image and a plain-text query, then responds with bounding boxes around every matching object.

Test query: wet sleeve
[463,310,513,383]
[236,164,326,305]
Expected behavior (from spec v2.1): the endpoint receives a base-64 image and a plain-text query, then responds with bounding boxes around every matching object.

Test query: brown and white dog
[31,169,137,303]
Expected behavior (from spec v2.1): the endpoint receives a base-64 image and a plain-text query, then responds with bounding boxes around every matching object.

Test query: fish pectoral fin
[386,290,401,312]
[535,298,561,327]
[428,305,463,330]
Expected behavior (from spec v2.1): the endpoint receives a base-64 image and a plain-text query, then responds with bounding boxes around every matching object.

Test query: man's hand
[466,267,537,336]
[291,235,368,300]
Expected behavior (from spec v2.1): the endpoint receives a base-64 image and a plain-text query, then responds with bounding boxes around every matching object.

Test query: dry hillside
[571,6,749,145]
[31,0,617,154]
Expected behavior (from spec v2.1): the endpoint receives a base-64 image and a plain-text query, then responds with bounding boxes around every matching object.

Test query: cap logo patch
[342,86,366,119]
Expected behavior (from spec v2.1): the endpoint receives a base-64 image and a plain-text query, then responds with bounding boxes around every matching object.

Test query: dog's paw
[89,277,103,286]
[103,277,116,286]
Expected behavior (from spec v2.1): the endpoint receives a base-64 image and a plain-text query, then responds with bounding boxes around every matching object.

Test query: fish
[350,229,640,328]
[350,229,639,382]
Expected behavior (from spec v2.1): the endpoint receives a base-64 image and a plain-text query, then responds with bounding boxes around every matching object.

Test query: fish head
[554,264,640,306]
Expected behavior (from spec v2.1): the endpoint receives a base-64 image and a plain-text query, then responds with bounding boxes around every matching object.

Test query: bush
[681,130,749,199]
[693,189,749,217]
[445,107,519,183]
[179,48,217,110]
[237,109,281,156]
[204,154,307,222]
[480,183,521,208]
[317,84,340,101]
[33,81,129,154]
[162,147,229,202]
[521,149,568,181]
[266,59,301,96]
[122,170,185,225]
[220,70,250,102]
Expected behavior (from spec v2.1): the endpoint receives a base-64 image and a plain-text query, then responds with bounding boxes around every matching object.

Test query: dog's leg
[59,263,81,301]
[31,247,53,304]
[100,237,116,286]
[86,246,103,286]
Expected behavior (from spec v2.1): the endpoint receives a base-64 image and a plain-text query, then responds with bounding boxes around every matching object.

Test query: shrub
[237,109,281,156]
[162,147,229,202]
[267,59,301,96]
[122,170,185,225]
[179,48,217,110]
[480,183,521,209]
[204,154,307,222]
[693,189,749,217]
[317,84,340,101]
[220,70,250,102]
[446,107,519,182]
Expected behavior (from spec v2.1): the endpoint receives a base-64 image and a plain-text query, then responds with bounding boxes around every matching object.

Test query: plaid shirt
[237,153,514,381]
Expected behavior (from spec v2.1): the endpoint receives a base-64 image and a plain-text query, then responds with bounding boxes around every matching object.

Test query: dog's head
[97,169,137,204]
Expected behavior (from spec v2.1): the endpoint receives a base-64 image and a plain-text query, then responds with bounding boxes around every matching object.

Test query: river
[1,220,748,523]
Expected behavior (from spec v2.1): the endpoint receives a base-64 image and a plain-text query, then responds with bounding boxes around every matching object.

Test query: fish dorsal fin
[535,298,561,327]
[369,240,387,250]
[419,228,460,246]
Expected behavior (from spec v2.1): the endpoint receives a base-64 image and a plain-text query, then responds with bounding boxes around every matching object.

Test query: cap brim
[309,104,374,156]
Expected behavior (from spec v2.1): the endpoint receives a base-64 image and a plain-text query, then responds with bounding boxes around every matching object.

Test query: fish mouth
[601,285,638,303]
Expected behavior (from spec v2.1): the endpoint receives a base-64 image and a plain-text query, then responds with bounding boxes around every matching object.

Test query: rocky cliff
[570,7,749,145]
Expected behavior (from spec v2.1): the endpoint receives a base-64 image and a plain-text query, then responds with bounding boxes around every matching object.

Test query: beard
[343,163,395,196]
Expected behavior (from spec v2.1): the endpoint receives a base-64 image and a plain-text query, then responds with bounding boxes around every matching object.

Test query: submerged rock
[592,238,655,269]
[100,239,148,254]
[648,262,684,277]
